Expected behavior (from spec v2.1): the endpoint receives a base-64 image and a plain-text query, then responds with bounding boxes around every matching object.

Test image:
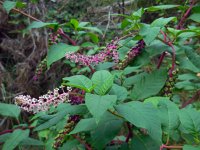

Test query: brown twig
[181,90,200,108]
[72,134,92,150]
[157,52,167,69]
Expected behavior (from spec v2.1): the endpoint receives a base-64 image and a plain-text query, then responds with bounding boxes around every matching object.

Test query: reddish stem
[157,52,166,69]
[160,144,183,150]
[181,90,200,108]
[60,33,76,46]
[72,134,92,150]
[125,122,133,143]
[0,126,34,135]
[177,0,196,30]
[88,65,95,73]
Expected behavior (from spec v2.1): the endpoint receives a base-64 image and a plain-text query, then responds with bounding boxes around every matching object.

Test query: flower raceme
[65,39,119,66]
[14,86,72,113]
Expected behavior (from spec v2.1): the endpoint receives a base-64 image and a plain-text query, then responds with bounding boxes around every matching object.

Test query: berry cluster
[162,68,179,97]
[65,40,119,66]
[117,40,145,70]
[53,115,80,149]
[33,58,47,81]
[14,86,72,113]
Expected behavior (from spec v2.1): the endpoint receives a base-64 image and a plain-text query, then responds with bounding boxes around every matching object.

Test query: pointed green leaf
[185,49,200,69]
[63,75,93,92]
[47,43,79,67]
[139,24,160,45]
[70,118,97,134]
[115,101,162,143]
[179,108,200,135]
[3,129,29,150]
[91,70,114,95]
[91,112,123,150]
[20,137,44,146]
[0,103,20,118]
[151,17,177,28]
[131,69,167,100]
[145,5,179,12]
[158,100,180,136]
[3,1,16,13]
[85,93,117,122]
[109,84,128,102]
[27,21,58,30]
[130,135,160,150]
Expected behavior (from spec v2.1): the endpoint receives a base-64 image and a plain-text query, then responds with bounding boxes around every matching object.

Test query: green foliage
[91,70,114,95]
[3,0,16,13]
[3,129,29,150]
[0,103,20,118]
[85,93,117,122]
[47,43,79,67]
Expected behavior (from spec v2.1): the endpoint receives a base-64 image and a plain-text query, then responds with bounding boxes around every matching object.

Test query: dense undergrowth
[0,0,200,150]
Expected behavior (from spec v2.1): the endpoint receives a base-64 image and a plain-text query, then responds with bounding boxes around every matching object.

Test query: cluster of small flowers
[65,40,119,66]
[162,68,179,97]
[49,32,61,45]
[69,89,85,105]
[14,86,72,114]
[117,40,145,69]
[53,115,80,149]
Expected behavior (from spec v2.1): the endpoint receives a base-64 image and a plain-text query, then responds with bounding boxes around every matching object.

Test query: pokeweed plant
[1,0,200,150]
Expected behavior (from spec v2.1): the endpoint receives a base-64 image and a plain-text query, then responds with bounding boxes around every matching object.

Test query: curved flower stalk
[14,86,72,113]
[53,115,80,149]
[65,39,119,66]
[117,40,145,70]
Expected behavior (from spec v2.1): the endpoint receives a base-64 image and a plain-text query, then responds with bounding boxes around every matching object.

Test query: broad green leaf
[189,13,200,23]
[78,22,90,28]
[123,66,141,75]
[179,58,200,73]
[0,133,11,142]
[70,118,97,134]
[131,69,167,100]
[34,111,67,131]
[179,108,200,135]
[95,62,116,71]
[91,112,123,150]
[115,101,162,143]
[20,137,44,146]
[183,145,200,150]
[27,21,58,30]
[151,17,177,28]
[109,84,128,102]
[0,103,20,118]
[123,72,147,87]
[3,1,16,13]
[3,129,29,150]
[178,74,199,81]
[175,80,200,90]
[139,24,160,45]
[47,43,79,67]
[185,49,200,69]
[144,97,170,107]
[91,70,114,95]
[63,75,93,92]
[85,93,117,122]
[158,100,180,136]
[35,104,87,131]
[70,19,79,30]
[130,135,160,150]
[81,27,103,35]
[145,5,179,12]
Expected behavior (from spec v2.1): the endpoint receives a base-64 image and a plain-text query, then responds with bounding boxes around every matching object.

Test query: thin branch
[0,126,34,135]
[157,52,166,69]
[125,122,133,143]
[108,109,124,119]
[181,90,200,108]
[177,0,196,29]
[160,144,183,150]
